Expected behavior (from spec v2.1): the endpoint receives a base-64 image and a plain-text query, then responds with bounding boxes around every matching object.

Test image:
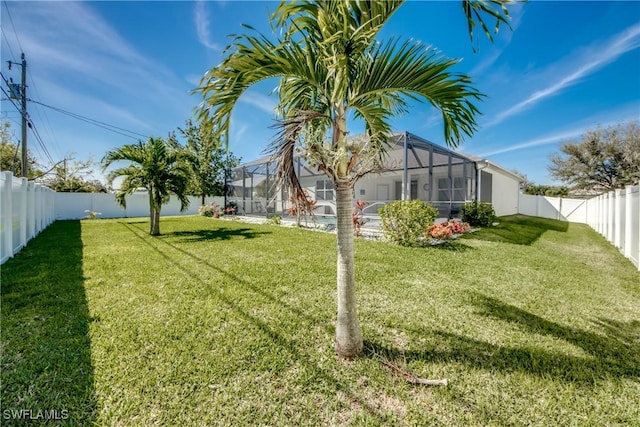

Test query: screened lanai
[227,132,481,219]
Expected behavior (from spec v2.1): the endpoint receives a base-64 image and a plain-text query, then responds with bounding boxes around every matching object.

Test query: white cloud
[485,22,640,128]
[477,105,640,157]
[194,1,221,51]
[12,2,191,111]
[239,91,278,115]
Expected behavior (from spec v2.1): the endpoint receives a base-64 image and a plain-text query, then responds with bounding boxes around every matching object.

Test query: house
[228,132,523,219]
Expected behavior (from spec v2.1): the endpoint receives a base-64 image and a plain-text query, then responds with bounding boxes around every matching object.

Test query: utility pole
[20,53,27,178]
[7,53,27,177]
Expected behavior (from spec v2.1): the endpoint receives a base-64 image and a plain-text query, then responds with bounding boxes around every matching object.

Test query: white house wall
[487,166,520,216]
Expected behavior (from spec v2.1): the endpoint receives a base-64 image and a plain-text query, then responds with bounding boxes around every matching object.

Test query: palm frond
[462,0,515,50]
[351,38,483,148]
[267,110,328,218]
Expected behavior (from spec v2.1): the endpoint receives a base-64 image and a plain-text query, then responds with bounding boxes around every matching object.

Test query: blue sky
[1,0,639,185]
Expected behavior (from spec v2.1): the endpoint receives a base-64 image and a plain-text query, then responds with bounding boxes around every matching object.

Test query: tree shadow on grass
[164,227,271,242]
[117,221,397,423]
[425,240,474,252]
[365,294,639,385]
[462,214,569,246]
[1,220,97,425]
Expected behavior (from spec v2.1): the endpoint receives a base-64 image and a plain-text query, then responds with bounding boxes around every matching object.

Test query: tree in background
[172,119,241,205]
[101,137,190,236]
[198,0,514,358]
[549,121,640,192]
[522,183,569,197]
[0,121,41,178]
[45,154,107,193]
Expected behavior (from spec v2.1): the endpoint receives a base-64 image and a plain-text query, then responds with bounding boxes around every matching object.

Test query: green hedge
[379,200,438,246]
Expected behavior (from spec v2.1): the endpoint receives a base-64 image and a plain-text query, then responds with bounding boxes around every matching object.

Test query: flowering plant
[287,191,317,226]
[428,223,453,240]
[448,221,471,234]
[426,220,471,240]
[352,200,369,236]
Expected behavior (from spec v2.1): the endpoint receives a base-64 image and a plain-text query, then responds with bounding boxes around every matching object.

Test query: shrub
[379,200,438,246]
[199,203,220,218]
[84,210,102,220]
[266,214,281,225]
[461,200,496,227]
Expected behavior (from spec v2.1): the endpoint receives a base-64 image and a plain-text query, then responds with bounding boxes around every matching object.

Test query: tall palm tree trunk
[334,184,363,358]
[148,192,160,236]
[151,205,161,236]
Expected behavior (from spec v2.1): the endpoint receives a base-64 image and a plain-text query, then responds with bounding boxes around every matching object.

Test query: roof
[233,131,522,182]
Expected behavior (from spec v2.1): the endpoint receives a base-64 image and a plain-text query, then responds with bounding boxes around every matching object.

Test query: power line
[30,99,149,140]
[2,1,24,53]
[0,84,22,117]
[27,118,54,164]
[1,26,18,62]
[27,70,61,160]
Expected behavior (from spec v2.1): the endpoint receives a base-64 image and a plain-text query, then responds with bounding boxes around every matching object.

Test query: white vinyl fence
[519,194,588,223]
[519,184,640,270]
[54,193,225,220]
[1,171,56,264]
[584,185,639,270]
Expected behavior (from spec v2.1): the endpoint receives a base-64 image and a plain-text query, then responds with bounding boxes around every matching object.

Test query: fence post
[27,181,35,240]
[624,185,632,261]
[614,189,622,249]
[20,177,28,249]
[636,182,640,271]
[49,189,55,226]
[1,172,13,261]
[33,185,38,234]
[595,195,602,234]
[606,191,615,243]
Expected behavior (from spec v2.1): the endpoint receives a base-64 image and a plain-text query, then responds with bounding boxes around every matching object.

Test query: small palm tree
[101,137,191,236]
[197,0,513,358]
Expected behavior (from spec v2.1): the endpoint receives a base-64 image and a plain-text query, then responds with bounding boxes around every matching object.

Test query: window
[453,177,465,201]
[438,177,466,201]
[437,178,450,201]
[316,180,334,201]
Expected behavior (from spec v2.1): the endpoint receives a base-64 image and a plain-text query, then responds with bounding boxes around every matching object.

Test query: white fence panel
[0,171,56,265]
[11,177,22,254]
[518,194,587,223]
[54,192,225,220]
[93,193,127,218]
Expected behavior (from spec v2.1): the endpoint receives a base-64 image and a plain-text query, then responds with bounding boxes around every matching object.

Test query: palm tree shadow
[117,221,395,422]
[163,227,271,241]
[365,295,639,385]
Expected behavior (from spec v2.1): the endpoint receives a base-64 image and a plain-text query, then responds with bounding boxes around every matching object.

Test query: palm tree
[101,137,191,236]
[197,0,513,358]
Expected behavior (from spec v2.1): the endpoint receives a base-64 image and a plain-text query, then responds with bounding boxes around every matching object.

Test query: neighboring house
[228,132,523,218]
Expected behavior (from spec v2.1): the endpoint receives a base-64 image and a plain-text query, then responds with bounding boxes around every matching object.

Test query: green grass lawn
[2,214,639,426]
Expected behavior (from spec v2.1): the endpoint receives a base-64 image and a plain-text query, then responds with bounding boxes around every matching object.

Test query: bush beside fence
[1,171,56,264]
